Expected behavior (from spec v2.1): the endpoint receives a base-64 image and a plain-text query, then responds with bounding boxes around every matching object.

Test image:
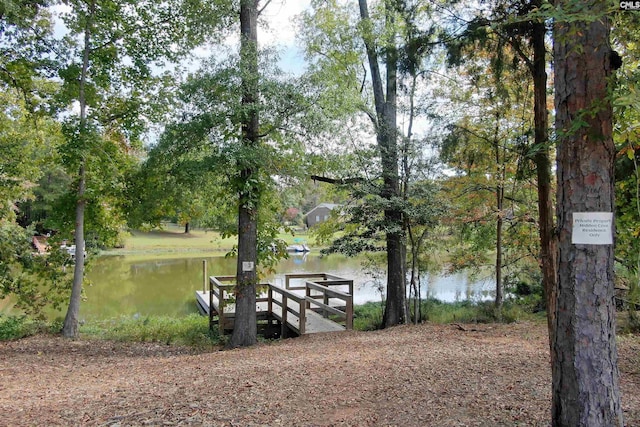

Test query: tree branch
[311,175,364,185]
[258,0,274,16]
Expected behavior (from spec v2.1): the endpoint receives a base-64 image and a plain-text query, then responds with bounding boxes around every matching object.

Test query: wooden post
[208,276,213,332]
[281,295,288,338]
[345,295,353,330]
[323,291,329,318]
[299,298,306,335]
[202,260,207,292]
[218,283,226,336]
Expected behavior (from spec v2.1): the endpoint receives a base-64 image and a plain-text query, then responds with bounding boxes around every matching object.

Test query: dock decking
[196,273,354,337]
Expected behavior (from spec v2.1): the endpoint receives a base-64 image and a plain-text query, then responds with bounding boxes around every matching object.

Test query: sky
[190,0,312,75]
[52,0,312,75]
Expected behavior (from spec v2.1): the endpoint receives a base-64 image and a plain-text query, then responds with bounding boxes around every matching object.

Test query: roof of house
[304,203,341,218]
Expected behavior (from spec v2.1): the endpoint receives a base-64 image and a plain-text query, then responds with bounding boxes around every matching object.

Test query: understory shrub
[353,301,384,330]
[0,315,42,340]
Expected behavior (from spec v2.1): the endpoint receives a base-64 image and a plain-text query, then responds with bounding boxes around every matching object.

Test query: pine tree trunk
[494,116,504,312]
[530,9,557,355]
[495,200,503,310]
[228,0,259,348]
[552,2,623,425]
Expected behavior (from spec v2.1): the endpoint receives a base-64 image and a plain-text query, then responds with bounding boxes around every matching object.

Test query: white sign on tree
[571,212,614,245]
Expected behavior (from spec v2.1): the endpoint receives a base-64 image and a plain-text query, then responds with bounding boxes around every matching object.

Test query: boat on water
[286,244,311,253]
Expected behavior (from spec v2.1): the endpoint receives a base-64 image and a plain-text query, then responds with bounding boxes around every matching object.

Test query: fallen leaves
[0,323,638,426]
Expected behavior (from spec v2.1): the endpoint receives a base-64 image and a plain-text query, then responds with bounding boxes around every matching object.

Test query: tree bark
[552,2,623,425]
[228,0,259,348]
[495,184,503,310]
[494,119,504,311]
[358,0,406,328]
[530,8,557,356]
[62,0,94,339]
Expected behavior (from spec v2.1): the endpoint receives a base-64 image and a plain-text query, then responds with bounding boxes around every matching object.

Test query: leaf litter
[1,322,639,426]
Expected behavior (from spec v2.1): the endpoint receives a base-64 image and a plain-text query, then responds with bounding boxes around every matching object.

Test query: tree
[302,0,444,327]
[0,88,73,317]
[551,0,623,424]
[0,88,58,219]
[444,0,557,340]
[404,179,447,323]
[612,10,640,294]
[357,0,406,326]
[227,0,260,348]
[440,41,540,312]
[57,0,232,338]
[127,135,221,233]
[141,1,315,347]
[0,0,57,112]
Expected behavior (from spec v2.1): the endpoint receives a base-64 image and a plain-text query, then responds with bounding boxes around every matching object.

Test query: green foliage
[0,221,73,317]
[504,269,546,312]
[419,299,530,324]
[438,34,542,299]
[49,127,135,249]
[0,315,40,340]
[82,314,221,348]
[353,301,384,331]
[0,0,58,112]
[133,50,316,271]
[0,89,62,220]
[352,299,538,331]
[612,11,640,277]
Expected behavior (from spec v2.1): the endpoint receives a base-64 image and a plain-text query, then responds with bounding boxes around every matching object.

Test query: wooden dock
[196,273,354,337]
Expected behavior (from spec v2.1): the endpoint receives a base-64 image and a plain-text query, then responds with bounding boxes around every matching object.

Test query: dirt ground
[1,322,639,426]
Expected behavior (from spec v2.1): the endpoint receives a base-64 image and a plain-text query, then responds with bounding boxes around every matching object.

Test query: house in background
[304,203,341,228]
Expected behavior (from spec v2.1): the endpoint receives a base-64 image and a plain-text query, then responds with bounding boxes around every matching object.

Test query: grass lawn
[102,223,314,256]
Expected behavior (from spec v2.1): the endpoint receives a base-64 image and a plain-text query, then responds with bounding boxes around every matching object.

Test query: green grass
[3,301,544,345]
[80,314,222,348]
[0,313,222,348]
[352,299,545,331]
[101,223,314,256]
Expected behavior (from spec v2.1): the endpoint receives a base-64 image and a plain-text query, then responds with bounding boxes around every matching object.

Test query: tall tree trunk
[493,114,504,311]
[228,0,259,348]
[530,0,557,359]
[495,185,503,310]
[184,222,190,234]
[552,2,623,425]
[358,0,406,327]
[62,0,94,338]
[62,165,86,338]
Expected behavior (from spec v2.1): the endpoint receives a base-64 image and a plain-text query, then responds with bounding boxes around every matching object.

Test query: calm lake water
[81,253,495,321]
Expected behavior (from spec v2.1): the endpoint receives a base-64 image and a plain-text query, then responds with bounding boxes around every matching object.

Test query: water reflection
[82,253,495,321]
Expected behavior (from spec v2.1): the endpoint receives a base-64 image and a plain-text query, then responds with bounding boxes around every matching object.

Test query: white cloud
[260,0,311,48]
[259,0,312,74]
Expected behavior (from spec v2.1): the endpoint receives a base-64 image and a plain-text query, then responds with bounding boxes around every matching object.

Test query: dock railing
[206,273,354,336]
[269,285,307,335]
[209,275,236,336]
[305,281,353,330]
[284,273,329,291]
